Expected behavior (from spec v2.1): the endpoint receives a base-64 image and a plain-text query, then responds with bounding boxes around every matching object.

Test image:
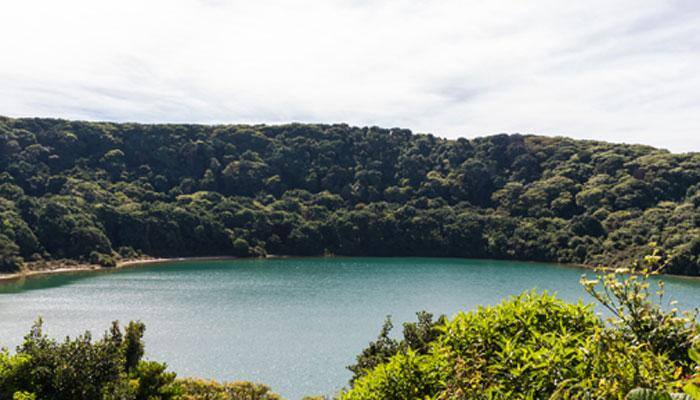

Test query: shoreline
[1,255,697,284]
[0,256,245,283]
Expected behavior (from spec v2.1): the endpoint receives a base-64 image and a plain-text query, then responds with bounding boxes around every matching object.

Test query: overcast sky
[1,0,699,152]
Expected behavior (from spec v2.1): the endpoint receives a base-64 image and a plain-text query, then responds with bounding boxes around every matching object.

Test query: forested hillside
[0,117,698,274]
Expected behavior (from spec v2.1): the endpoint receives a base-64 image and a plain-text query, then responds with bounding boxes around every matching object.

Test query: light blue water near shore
[1,257,699,399]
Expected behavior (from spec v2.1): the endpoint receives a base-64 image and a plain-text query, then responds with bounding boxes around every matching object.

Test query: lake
[1,257,699,399]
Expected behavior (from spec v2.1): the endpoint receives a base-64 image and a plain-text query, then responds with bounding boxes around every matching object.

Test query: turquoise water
[1,257,699,399]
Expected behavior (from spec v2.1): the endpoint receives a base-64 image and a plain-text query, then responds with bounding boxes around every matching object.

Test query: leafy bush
[345,244,699,400]
[626,342,700,400]
[15,318,127,400]
[347,311,445,384]
[90,251,117,267]
[625,388,692,399]
[0,319,179,400]
[343,292,680,400]
[131,361,181,400]
[684,343,700,398]
[0,233,22,272]
[581,244,699,370]
[0,350,32,399]
[0,319,284,400]
[177,378,281,400]
[12,392,36,400]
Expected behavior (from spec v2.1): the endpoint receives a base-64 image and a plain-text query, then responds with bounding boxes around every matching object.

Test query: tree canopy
[0,117,698,274]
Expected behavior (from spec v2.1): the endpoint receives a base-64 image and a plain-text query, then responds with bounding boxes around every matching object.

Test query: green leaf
[625,388,673,400]
[670,394,694,400]
[689,346,700,364]
[683,382,700,400]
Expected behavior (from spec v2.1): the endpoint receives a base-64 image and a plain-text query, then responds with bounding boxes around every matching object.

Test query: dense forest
[0,116,698,274]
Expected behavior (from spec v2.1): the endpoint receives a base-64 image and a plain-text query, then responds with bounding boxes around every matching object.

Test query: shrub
[231,238,250,257]
[581,244,699,370]
[0,350,32,399]
[348,311,446,384]
[0,319,178,400]
[177,378,282,400]
[342,292,676,400]
[12,392,36,400]
[90,251,117,267]
[132,361,181,400]
[345,244,699,400]
[684,343,700,398]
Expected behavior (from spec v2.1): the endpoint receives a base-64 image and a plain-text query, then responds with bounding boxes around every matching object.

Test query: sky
[1,0,699,152]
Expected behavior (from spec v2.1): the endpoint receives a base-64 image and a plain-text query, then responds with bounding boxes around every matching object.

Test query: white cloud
[1,0,699,152]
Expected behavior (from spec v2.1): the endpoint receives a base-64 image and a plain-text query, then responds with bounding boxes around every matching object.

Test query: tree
[0,117,698,275]
[124,321,146,374]
[0,234,22,272]
[133,361,180,400]
[580,244,698,369]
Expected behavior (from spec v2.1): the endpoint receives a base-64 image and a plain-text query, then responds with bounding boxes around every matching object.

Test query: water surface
[1,257,699,399]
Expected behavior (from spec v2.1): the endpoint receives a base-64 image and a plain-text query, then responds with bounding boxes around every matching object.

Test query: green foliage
[344,350,443,400]
[176,378,282,400]
[347,311,445,384]
[0,118,698,275]
[12,392,36,400]
[0,319,284,400]
[0,319,181,400]
[683,343,700,399]
[231,238,250,256]
[345,244,699,400]
[14,318,126,400]
[132,361,181,400]
[581,244,699,369]
[0,350,32,399]
[91,250,117,267]
[625,347,700,400]
[625,388,692,400]
[0,233,22,272]
[342,292,679,400]
[347,316,398,384]
[124,321,146,374]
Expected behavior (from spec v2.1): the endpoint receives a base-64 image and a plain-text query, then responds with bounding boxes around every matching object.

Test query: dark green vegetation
[0,320,280,400]
[0,116,699,274]
[347,311,447,386]
[343,292,695,400]
[342,252,700,400]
